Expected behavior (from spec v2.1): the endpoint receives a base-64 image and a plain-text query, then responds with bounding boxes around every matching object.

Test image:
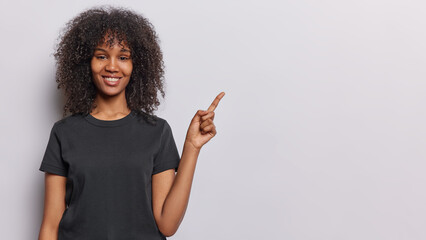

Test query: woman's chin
[98,88,125,97]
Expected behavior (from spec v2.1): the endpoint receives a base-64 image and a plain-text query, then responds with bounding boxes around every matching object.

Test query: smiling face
[90,37,133,97]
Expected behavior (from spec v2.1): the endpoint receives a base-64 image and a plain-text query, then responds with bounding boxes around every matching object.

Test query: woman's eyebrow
[94,47,131,53]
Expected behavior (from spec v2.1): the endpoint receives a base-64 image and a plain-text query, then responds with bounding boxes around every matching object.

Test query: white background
[1,0,425,239]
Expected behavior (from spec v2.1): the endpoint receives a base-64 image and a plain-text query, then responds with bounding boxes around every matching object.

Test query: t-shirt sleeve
[39,122,68,177]
[152,120,181,175]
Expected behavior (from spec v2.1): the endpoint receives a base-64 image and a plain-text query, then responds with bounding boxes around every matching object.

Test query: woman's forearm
[159,141,200,236]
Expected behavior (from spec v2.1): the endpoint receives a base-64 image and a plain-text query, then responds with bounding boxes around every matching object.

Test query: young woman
[38,6,224,240]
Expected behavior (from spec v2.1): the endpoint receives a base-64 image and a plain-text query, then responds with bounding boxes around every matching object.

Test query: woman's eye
[95,56,129,60]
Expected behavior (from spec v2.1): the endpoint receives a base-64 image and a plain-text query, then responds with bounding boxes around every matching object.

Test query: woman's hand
[185,92,225,150]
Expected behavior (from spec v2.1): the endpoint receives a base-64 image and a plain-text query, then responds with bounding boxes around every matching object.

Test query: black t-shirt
[39,110,181,240]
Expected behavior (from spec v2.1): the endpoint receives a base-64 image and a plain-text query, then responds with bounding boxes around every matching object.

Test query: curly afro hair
[54,5,166,124]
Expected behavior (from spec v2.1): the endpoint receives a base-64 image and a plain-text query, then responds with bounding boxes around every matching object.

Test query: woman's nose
[105,59,118,72]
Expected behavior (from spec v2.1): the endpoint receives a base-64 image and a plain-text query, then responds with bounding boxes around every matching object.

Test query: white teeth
[104,77,120,82]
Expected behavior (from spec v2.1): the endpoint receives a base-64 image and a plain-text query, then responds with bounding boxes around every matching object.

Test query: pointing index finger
[207,92,225,112]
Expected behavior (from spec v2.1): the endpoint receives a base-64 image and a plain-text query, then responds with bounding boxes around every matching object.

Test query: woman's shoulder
[52,112,86,131]
[133,110,167,127]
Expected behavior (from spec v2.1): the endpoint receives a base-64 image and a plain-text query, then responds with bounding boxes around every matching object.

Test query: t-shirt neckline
[84,110,136,127]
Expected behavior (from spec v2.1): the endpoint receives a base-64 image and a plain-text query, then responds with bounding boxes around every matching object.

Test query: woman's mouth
[102,76,122,86]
